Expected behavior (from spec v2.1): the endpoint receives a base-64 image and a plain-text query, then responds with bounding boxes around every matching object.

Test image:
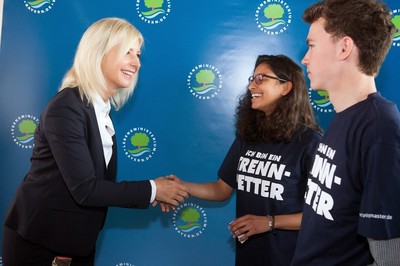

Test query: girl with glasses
[173,54,322,265]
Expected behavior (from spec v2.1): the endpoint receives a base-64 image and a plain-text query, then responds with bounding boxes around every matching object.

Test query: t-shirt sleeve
[358,142,400,239]
[217,137,241,189]
[301,129,322,177]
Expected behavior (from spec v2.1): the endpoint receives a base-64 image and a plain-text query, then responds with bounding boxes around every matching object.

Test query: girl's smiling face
[248,64,292,115]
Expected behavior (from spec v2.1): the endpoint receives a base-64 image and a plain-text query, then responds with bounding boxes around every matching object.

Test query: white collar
[93,92,111,118]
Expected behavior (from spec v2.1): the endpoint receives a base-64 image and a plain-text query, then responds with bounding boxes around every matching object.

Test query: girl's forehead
[255,64,273,73]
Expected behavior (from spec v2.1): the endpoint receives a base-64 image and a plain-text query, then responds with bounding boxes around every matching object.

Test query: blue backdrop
[1,1,399,265]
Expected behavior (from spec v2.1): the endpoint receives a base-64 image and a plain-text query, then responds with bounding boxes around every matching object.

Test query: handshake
[152,175,189,212]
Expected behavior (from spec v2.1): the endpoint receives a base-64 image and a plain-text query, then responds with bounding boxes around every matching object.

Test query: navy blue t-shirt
[292,93,400,265]
[218,128,321,266]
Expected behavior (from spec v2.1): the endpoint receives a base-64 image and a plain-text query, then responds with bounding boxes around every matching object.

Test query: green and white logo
[173,202,207,238]
[122,127,157,162]
[136,0,171,24]
[187,64,222,100]
[24,0,56,14]
[255,0,292,35]
[11,114,39,149]
[308,88,334,113]
[391,9,400,47]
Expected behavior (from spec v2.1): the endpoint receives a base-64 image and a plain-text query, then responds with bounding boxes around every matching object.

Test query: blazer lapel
[106,135,117,181]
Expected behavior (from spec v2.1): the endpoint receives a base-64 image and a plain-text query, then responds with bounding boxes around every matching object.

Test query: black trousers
[2,226,95,266]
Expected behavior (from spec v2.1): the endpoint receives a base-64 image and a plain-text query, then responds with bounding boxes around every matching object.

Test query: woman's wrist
[268,215,275,233]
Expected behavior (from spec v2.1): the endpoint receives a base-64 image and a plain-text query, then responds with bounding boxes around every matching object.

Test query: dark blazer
[4,88,151,256]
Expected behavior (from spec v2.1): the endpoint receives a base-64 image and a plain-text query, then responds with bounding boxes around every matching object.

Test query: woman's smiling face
[248,64,291,115]
[101,42,141,98]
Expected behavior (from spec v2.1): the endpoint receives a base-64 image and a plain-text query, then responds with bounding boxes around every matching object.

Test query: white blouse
[93,93,114,168]
[92,92,156,202]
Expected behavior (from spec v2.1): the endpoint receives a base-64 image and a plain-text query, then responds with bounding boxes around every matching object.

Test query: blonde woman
[2,17,188,266]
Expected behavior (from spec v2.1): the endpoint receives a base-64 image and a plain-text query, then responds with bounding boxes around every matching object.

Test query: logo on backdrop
[136,0,171,24]
[24,0,56,14]
[308,88,334,113]
[122,127,157,162]
[391,9,400,47]
[173,202,207,238]
[187,64,223,100]
[115,263,134,266]
[255,0,292,35]
[11,114,39,149]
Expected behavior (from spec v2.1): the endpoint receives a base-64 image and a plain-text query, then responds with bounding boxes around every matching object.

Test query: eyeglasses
[248,73,288,85]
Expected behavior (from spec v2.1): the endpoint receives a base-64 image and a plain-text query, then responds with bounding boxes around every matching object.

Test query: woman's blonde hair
[59,17,144,110]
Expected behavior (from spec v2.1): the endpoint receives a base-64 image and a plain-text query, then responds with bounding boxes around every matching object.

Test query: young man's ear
[339,36,354,60]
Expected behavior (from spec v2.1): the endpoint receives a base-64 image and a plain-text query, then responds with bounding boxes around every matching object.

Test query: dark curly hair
[235,55,321,143]
[303,0,395,76]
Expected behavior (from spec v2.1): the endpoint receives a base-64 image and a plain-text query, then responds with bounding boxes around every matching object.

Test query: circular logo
[308,88,335,113]
[136,0,171,24]
[24,0,56,14]
[122,127,157,162]
[255,0,292,35]
[187,64,222,100]
[11,114,39,149]
[173,202,207,238]
[391,9,400,47]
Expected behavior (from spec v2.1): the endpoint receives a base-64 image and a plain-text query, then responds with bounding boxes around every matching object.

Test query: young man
[291,0,400,265]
